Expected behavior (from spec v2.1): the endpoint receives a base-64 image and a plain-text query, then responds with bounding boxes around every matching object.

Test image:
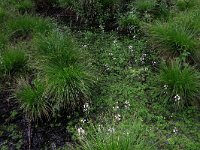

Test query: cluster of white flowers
[83,102,90,112]
[124,100,130,109]
[115,114,121,121]
[174,94,181,102]
[77,127,85,136]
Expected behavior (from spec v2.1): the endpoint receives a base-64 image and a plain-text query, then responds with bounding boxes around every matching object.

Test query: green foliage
[158,60,200,109]
[0,48,27,74]
[34,31,94,111]
[0,7,7,23]
[15,79,51,120]
[150,21,199,57]
[77,119,156,150]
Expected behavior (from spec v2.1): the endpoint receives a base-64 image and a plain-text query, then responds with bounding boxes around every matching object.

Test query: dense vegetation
[0,0,200,149]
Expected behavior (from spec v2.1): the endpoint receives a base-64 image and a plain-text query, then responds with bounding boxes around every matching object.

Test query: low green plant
[0,48,27,74]
[77,119,156,150]
[15,79,51,120]
[158,60,200,109]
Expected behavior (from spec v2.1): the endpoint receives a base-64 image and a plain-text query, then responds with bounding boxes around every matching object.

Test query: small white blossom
[83,102,89,112]
[108,127,115,133]
[108,52,113,56]
[128,45,133,50]
[164,85,168,90]
[174,94,181,102]
[83,45,87,48]
[77,127,85,136]
[173,127,178,134]
[113,40,117,44]
[80,118,86,123]
[115,114,121,121]
[124,100,130,109]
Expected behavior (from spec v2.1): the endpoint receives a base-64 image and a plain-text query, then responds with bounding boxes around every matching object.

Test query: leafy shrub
[158,60,200,109]
[0,48,27,74]
[15,79,51,120]
[77,119,156,150]
[150,21,199,57]
[34,31,94,112]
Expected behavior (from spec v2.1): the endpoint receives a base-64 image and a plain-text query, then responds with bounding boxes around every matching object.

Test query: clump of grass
[0,48,27,74]
[15,79,51,121]
[135,0,156,12]
[0,7,7,23]
[174,9,200,34]
[34,31,94,112]
[176,0,198,11]
[119,13,140,29]
[7,15,55,41]
[158,60,200,109]
[77,119,156,150]
[14,0,34,13]
[150,21,199,57]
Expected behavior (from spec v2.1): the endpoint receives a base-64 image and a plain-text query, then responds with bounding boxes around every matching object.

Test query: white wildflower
[124,100,130,109]
[174,94,181,102]
[128,45,133,50]
[164,85,168,90]
[108,127,115,133]
[83,102,89,112]
[115,114,121,121]
[173,127,178,134]
[77,127,85,136]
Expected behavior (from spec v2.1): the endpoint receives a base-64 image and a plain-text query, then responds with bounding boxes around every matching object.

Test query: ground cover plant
[0,0,199,150]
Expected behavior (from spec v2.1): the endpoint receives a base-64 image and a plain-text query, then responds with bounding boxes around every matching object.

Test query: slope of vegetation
[0,0,200,150]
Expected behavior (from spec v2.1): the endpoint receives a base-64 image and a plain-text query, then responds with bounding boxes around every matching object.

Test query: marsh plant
[158,60,200,109]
